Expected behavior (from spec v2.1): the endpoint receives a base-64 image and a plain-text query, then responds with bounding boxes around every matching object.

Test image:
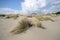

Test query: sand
[0,16,60,40]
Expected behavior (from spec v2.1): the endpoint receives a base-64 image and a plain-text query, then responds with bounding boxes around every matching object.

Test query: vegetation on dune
[42,16,54,22]
[10,14,56,35]
[34,14,54,22]
[36,21,45,29]
[9,11,60,35]
[10,18,32,34]
[34,15,44,21]
[10,17,46,34]
[4,14,19,19]
[33,17,45,29]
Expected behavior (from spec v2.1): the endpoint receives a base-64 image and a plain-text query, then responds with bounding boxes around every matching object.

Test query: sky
[0,0,60,15]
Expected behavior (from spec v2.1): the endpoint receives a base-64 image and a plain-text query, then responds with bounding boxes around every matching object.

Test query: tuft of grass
[50,14,57,17]
[12,15,19,19]
[36,21,46,29]
[32,17,45,29]
[10,18,32,34]
[33,14,55,22]
[36,21,42,27]
[43,16,54,22]
[34,15,43,21]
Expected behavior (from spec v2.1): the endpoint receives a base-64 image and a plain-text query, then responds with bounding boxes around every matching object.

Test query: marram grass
[33,15,54,22]
[42,16,54,22]
[10,18,32,34]
[10,14,56,35]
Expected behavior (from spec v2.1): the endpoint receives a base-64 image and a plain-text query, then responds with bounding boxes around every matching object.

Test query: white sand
[0,16,60,40]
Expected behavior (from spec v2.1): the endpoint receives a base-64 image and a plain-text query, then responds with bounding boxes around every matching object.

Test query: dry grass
[50,14,57,17]
[42,16,54,22]
[10,18,32,34]
[9,14,56,35]
[33,15,54,22]
[32,17,45,29]
[10,17,46,35]
[4,15,19,19]
[46,14,57,17]
[34,15,43,21]
[36,21,45,29]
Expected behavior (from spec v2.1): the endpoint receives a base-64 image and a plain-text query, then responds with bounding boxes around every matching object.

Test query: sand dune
[0,15,60,40]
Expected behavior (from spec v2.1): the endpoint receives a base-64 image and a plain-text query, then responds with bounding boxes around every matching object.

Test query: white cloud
[44,5,60,13]
[43,0,60,13]
[20,0,60,14]
[0,8,19,14]
[20,0,46,14]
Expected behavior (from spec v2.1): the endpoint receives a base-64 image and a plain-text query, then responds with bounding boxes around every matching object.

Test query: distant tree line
[55,11,60,15]
[0,14,6,17]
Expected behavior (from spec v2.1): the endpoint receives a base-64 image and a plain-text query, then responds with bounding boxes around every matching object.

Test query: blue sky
[0,0,24,10]
[0,0,60,14]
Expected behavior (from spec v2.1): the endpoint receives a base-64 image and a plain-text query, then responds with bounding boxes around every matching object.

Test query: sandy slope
[0,16,60,40]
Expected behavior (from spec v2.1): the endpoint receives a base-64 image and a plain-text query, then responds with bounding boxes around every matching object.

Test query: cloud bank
[0,0,60,15]
[20,0,60,14]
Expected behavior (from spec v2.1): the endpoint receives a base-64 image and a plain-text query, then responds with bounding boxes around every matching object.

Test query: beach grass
[10,18,32,34]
